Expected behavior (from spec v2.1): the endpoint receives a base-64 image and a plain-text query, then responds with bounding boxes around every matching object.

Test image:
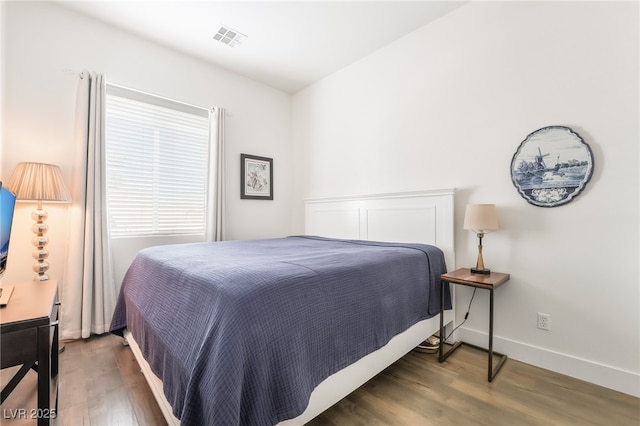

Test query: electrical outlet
[537,313,550,331]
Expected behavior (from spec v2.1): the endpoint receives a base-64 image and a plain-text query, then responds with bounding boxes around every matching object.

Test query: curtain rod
[68,70,230,117]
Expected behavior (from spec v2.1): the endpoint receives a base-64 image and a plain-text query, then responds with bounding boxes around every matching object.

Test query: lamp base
[471,267,491,275]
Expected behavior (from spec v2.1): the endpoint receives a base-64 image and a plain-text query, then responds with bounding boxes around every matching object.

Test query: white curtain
[60,70,116,340]
[206,107,226,242]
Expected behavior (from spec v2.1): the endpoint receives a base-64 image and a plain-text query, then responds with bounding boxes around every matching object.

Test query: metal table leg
[439,280,461,362]
[438,282,507,381]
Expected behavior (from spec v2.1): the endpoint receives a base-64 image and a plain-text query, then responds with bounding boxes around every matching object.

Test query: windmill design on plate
[534,147,550,171]
[510,126,594,207]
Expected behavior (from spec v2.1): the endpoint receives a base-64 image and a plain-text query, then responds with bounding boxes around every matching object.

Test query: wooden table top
[0,280,57,332]
[441,268,510,289]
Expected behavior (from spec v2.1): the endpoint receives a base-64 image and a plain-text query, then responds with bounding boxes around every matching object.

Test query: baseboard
[459,327,640,398]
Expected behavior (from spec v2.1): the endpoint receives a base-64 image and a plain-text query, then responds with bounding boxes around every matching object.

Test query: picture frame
[241,154,273,200]
[510,126,594,207]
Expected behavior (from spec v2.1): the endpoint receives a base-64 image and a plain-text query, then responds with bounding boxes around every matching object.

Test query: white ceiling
[58,1,467,93]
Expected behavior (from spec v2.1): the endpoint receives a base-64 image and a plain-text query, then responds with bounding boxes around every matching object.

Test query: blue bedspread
[110,236,451,425]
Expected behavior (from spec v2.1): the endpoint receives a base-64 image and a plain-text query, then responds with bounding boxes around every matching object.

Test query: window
[105,84,210,237]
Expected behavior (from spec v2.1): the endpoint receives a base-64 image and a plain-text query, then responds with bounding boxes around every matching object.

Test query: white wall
[1,1,294,285]
[292,1,639,396]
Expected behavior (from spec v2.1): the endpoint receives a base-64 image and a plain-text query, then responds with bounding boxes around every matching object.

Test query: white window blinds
[105,84,210,237]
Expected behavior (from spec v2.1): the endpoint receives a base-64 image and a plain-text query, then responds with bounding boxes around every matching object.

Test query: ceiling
[58,1,467,93]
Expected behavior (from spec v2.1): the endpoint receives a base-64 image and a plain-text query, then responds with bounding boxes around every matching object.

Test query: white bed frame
[125,189,456,425]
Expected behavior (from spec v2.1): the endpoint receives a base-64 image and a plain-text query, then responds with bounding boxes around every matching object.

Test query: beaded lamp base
[31,207,50,281]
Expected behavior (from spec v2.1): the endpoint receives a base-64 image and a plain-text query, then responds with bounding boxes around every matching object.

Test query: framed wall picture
[510,126,594,207]
[241,154,273,200]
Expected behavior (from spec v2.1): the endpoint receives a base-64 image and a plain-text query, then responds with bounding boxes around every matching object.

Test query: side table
[439,268,510,382]
[0,280,59,424]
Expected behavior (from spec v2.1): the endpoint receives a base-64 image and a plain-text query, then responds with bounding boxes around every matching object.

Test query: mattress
[110,236,451,425]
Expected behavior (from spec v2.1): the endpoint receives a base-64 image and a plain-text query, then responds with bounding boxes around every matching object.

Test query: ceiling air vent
[213,25,247,47]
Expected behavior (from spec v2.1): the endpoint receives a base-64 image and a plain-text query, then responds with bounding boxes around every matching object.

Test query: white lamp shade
[463,204,499,233]
[6,162,71,202]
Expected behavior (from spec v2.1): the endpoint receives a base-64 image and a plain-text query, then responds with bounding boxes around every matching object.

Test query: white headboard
[304,189,455,271]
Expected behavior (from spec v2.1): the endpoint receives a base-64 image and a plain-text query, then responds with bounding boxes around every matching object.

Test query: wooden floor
[1,333,638,425]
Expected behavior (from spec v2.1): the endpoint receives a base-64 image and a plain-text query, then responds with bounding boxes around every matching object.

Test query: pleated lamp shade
[7,162,71,202]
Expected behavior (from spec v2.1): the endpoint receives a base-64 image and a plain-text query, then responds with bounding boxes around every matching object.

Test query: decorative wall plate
[510,126,593,207]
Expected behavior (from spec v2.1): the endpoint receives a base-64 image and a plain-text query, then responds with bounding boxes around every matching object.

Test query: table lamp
[463,204,499,275]
[6,162,71,281]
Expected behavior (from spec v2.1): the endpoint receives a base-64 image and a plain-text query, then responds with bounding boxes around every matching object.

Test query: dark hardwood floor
[1,333,638,425]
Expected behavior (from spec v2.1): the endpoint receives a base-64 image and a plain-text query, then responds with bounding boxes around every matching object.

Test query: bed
[110,189,456,425]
